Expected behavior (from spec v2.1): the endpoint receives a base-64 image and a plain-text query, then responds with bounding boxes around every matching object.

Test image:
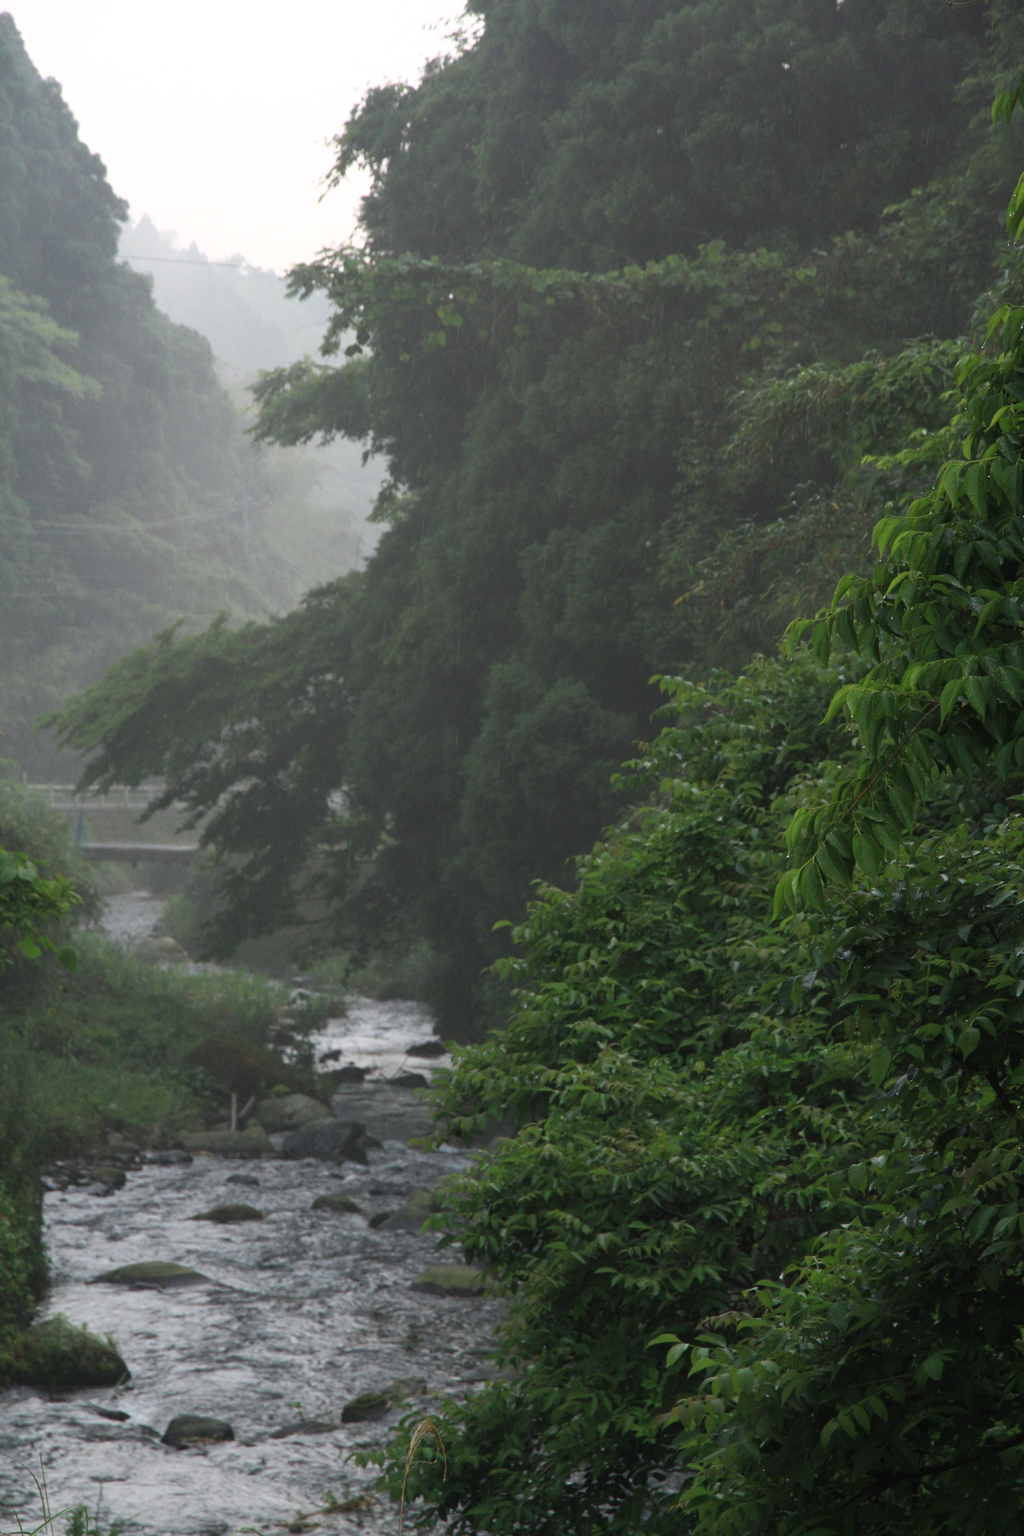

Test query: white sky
[13,1,466,273]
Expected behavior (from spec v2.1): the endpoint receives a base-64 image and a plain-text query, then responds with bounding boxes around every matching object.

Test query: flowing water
[0,894,502,1536]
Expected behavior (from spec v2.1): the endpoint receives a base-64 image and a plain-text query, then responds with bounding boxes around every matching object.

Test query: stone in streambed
[341,1391,393,1424]
[189,1203,263,1224]
[269,1418,336,1438]
[254,1093,331,1134]
[406,1038,447,1058]
[178,1125,272,1157]
[90,1166,127,1189]
[226,1172,260,1187]
[411,1264,487,1298]
[3,1316,129,1390]
[310,1192,362,1214]
[88,1261,209,1289]
[162,1414,234,1449]
[375,1187,440,1233]
[281,1119,372,1164]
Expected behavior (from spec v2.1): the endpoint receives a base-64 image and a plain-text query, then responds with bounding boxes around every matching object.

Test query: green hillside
[0,15,361,777]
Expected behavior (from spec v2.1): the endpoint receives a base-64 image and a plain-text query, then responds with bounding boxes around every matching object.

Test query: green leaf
[869,1045,891,1087]
[852,831,883,880]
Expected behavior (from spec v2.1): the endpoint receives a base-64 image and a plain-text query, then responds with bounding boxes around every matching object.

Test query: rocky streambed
[0,899,503,1536]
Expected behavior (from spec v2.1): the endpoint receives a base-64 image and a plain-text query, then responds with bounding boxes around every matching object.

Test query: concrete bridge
[27,783,200,865]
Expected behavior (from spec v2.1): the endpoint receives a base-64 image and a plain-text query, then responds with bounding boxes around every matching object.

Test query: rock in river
[254,1093,331,1134]
[90,1166,127,1190]
[406,1039,447,1058]
[162,1415,234,1449]
[310,1192,362,1215]
[411,1264,487,1298]
[269,1418,336,1439]
[341,1391,393,1424]
[377,1187,439,1232]
[281,1119,372,1164]
[189,1203,264,1224]
[225,1172,260,1187]
[3,1316,129,1390]
[178,1125,272,1157]
[88,1262,209,1289]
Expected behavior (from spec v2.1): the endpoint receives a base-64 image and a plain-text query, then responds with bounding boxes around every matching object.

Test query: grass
[0,930,291,1156]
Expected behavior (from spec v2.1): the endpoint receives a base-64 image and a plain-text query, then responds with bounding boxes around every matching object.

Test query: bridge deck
[80,843,198,865]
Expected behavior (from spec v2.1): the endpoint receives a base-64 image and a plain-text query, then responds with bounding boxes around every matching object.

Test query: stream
[0,893,502,1536]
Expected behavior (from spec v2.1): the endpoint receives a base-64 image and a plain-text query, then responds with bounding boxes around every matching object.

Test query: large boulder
[179,1125,272,1157]
[281,1119,372,1164]
[88,1262,209,1289]
[254,1093,331,1134]
[3,1316,128,1390]
[189,1203,263,1224]
[162,1414,234,1449]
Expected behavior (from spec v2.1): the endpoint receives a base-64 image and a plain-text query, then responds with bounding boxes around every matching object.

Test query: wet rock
[411,1264,487,1298]
[143,1150,193,1166]
[189,1203,264,1224]
[88,1262,209,1289]
[225,1173,260,1187]
[90,1166,127,1190]
[390,1072,429,1089]
[376,1187,440,1233]
[340,1391,393,1424]
[254,1093,331,1134]
[3,1316,129,1391]
[406,1039,447,1058]
[87,1404,131,1422]
[179,1125,273,1158]
[318,1049,343,1064]
[310,1192,362,1215]
[269,1418,336,1439]
[162,1414,234,1449]
[281,1119,370,1164]
[368,1210,395,1229]
[332,1064,366,1084]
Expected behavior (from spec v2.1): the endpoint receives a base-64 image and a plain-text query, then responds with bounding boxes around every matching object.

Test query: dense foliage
[51,0,1024,1027]
[358,78,1024,1536]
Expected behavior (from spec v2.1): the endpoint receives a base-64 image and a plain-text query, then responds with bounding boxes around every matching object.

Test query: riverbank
[0,869,495,1535]
[0,1120,498,1536]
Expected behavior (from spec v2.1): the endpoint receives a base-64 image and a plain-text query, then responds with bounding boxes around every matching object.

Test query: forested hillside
[0,15,361,778]
[53,1,1024,1028]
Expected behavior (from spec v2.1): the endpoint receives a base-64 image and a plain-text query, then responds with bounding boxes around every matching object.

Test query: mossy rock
[341,1390,393,1423]
[310,1192,362,1215]
[270,1417,336,1438]
[162,1413,234,1449]
[88,1261,208,1289]
[3,1315,128,1390]
[189,1203,263,1224]
[90,1166,127,1190]
[410,1264,487,1298]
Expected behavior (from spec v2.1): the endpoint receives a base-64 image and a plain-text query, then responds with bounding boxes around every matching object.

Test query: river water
[0,894,502,1536]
